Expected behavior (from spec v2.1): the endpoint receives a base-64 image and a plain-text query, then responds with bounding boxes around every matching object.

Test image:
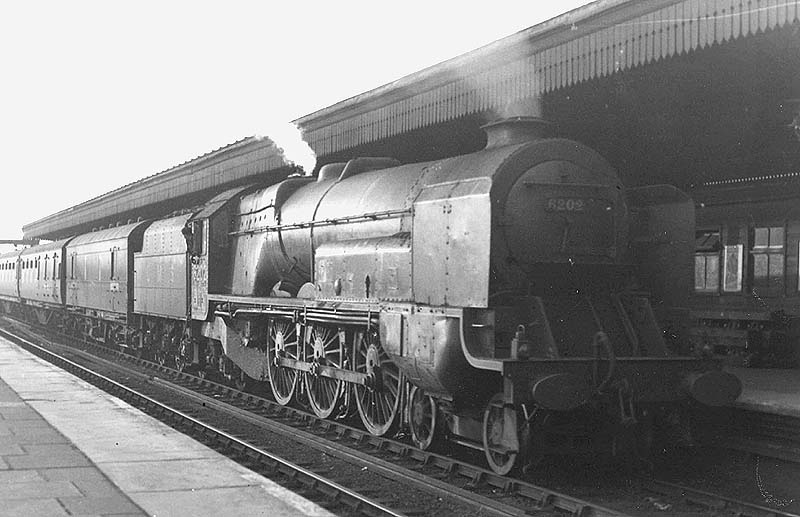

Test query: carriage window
[695,230,721,292]
[751,226,784,292]
[70,254,75,279]
[53,254,58,280]
[110,248,115,280]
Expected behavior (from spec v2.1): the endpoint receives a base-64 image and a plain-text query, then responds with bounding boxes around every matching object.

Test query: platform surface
[0,336,334,517]
[727,366,800,417]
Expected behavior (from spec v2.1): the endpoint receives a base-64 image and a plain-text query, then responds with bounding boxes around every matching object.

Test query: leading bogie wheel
[304,324,345,419]
[353,329,402,436]
[267,319,300,406]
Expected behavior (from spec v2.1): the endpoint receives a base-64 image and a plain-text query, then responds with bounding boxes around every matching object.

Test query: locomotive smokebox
[482,116,552,149]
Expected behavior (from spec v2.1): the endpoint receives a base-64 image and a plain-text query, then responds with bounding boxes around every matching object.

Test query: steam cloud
[255,122,317,175]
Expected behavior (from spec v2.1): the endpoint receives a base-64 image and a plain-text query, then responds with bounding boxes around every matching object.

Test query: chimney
[481,116,552,149]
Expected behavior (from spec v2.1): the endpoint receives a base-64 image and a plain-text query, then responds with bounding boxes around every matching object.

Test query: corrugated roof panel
[24,138,293,240]
[295,0,799,157]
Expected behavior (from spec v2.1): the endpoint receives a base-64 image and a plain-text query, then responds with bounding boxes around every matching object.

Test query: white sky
[0,1,592,241]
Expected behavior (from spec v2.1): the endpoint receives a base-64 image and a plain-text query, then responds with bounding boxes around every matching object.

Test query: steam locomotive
[0,117,740,474]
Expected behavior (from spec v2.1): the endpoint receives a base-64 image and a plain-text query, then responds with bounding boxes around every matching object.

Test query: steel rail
[0,326,405,517]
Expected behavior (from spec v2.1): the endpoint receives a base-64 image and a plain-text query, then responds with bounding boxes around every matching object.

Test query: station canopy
[24,0,800,240]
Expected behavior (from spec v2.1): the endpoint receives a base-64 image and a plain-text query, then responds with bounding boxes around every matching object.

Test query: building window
[752,226,784,292]
[695,230,721,292]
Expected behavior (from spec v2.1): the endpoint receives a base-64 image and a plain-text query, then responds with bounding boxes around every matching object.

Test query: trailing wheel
[303,324,345,419]
[482,393,529,475]
[353,329,402,436]
[407,386,441,450]
[267,319,300,406]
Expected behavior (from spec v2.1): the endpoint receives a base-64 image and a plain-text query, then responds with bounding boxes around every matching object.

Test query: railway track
[1,319,796,517]
[693,406,800,464]
[0,321,619,516]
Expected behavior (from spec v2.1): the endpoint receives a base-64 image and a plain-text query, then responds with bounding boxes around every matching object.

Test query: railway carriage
[16,239,71,325]
[18,239,69,304]
[0,251,20,305]
[63,221,150,344]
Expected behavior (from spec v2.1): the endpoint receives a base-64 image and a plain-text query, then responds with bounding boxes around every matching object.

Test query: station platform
[727,366,800,418]
[0,336,334,517]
